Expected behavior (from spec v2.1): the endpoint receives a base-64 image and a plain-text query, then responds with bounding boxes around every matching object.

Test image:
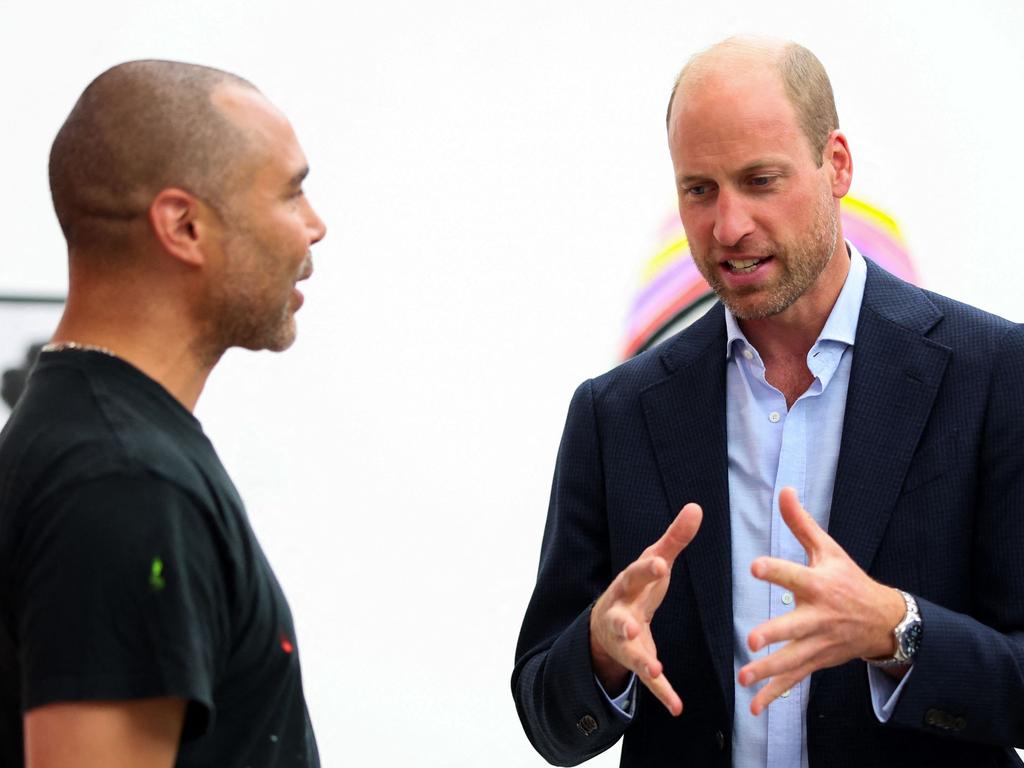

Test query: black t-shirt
[0,350,319,767]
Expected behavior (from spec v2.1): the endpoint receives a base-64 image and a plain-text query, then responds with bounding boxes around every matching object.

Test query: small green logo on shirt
[149,557,166,591]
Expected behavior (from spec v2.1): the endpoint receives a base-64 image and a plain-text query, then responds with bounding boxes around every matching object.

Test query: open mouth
[724,256,772,274]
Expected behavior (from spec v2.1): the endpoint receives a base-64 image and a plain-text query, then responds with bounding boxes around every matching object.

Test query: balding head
[49,60,259,252]
[666,37,839,165]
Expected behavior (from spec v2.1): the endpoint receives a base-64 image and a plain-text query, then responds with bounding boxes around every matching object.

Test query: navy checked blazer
[512,260,1024,767]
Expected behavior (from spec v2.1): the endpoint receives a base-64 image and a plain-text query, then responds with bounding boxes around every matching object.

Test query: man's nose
[307,201,327,245]
[712,189,754,247]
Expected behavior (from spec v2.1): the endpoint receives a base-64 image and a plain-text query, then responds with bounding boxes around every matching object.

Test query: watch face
[900,622,923,658]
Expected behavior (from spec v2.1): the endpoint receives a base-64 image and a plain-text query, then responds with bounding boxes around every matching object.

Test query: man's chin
[233,322,298,353]
[720,288,796,321]
[268,335,297,352]
[263,327,298,353]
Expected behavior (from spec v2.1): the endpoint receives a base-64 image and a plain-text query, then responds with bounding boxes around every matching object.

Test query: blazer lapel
[828,262,950,572]
[639,305,734,714]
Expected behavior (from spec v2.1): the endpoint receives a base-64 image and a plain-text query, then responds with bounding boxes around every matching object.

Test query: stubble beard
[695,188,839,321]
[201,225,308,360]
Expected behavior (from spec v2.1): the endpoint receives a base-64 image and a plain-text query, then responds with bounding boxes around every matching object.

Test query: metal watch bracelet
[866,589,921,667]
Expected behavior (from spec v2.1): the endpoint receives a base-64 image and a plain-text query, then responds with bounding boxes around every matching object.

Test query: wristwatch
[867,590,922,667]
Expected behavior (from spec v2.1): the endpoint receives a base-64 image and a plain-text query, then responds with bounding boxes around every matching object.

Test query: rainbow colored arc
[622,195,918,359]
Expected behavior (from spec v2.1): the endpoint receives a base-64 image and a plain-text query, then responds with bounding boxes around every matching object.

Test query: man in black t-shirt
[0,60,326,767]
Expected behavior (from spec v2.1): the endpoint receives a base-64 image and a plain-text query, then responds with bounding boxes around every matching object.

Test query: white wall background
[2,1,1022,765]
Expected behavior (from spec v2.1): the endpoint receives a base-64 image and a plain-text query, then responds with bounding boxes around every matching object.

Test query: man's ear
[823,130,853,198]
[148,188,213,267]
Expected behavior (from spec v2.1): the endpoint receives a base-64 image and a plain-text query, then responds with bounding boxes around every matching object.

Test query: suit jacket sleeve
[888,323,1024,745]
[512,379,633,766]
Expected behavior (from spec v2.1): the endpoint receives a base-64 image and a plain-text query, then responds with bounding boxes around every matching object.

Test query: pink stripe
[627,264,709,336]
[841,216,918,283]
[632,256,701,309]
[624,283,712,355]
[625,210,920,349]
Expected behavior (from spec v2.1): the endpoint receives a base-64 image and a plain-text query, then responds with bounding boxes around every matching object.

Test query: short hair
[665,38,839,166]
[49,60,258,250]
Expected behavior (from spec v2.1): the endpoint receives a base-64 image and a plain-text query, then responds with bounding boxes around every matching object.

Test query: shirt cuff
[866,663,915,722]
[594,673,637,720]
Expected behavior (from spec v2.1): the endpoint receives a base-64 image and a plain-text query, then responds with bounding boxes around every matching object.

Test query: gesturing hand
[738,487,906,715]
[589,503,703,716]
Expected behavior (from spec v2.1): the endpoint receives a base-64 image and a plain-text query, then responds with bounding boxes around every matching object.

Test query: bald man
[513,38,1024,767]
[0,61,326,767]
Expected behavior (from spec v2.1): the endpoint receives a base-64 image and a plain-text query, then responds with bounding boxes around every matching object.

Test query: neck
[53,289,219,413]
[739,241,851,363]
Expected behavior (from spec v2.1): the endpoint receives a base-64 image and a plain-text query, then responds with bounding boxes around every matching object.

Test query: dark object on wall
[0,294,64,415]
[2,343,45,410]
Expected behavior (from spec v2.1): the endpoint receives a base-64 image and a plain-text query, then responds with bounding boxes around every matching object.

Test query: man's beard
[198,232,308,362]
[695,187,839,321]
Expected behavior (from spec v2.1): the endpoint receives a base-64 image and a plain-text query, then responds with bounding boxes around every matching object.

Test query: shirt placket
[765,389,807,768]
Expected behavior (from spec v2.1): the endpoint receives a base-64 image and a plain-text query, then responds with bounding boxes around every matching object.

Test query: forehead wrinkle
[672,71,806,177]
[678,122,799,176]
[689,124,799,156]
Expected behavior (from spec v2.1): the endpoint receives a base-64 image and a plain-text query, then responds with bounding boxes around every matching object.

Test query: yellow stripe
[638,195,905,285]
[841,195,905,243]
[641,236,689,282]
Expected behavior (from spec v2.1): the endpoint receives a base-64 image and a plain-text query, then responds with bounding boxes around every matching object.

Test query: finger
[602,605,640,642]
[778,487,827,557]
[749,669,806,716]
[620,631,662,674]
[608,622,683,716]
[639,665,683,716]
[747,610,815,653]
[647,503,703,563]
[750,556,811,593]
[617,556,668,600]
[739,636,821,687]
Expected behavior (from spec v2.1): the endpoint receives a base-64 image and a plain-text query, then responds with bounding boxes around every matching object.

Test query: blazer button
[577,714,599,736]
[953,717,967,732]
[715,730,725,751]
[924,708,941,727]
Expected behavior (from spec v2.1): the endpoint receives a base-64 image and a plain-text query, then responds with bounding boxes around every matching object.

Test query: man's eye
[750,176,774,187]
[686,185,708,196]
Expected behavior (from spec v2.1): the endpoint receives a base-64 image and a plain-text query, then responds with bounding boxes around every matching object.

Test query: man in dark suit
[512,37,1024,767]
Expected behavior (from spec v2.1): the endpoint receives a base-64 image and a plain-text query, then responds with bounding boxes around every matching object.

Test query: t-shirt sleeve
[14,471,229,739]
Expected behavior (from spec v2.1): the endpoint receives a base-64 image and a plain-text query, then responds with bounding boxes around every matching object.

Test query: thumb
[648,503,703,563]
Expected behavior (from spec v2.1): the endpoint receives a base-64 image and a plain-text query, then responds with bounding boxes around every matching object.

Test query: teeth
[727,258,760,271]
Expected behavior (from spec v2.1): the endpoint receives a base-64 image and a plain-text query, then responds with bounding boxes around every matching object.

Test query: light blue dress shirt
[599,245,913,766]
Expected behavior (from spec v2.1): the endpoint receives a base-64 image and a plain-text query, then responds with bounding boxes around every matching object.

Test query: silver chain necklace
[41,341,118,358]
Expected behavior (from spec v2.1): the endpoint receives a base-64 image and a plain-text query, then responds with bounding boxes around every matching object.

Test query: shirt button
[768,411,781,423]
[781,689,792,698]
[782,591,794,605]
[743,348,753,360]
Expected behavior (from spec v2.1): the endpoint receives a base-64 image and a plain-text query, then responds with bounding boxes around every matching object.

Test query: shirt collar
[725,241,868,359]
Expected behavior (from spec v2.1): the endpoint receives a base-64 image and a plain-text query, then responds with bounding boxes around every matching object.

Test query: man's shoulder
[586,302,725,403]
[863,260,1020,350]
[920,288,1018,341]
[0,357,215,514]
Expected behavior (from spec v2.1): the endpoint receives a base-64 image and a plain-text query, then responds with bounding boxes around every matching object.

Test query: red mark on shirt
[280,633,294,654]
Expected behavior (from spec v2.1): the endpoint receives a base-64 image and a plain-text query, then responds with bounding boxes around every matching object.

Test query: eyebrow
[677,158,794,186]
[288,166,310,188]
